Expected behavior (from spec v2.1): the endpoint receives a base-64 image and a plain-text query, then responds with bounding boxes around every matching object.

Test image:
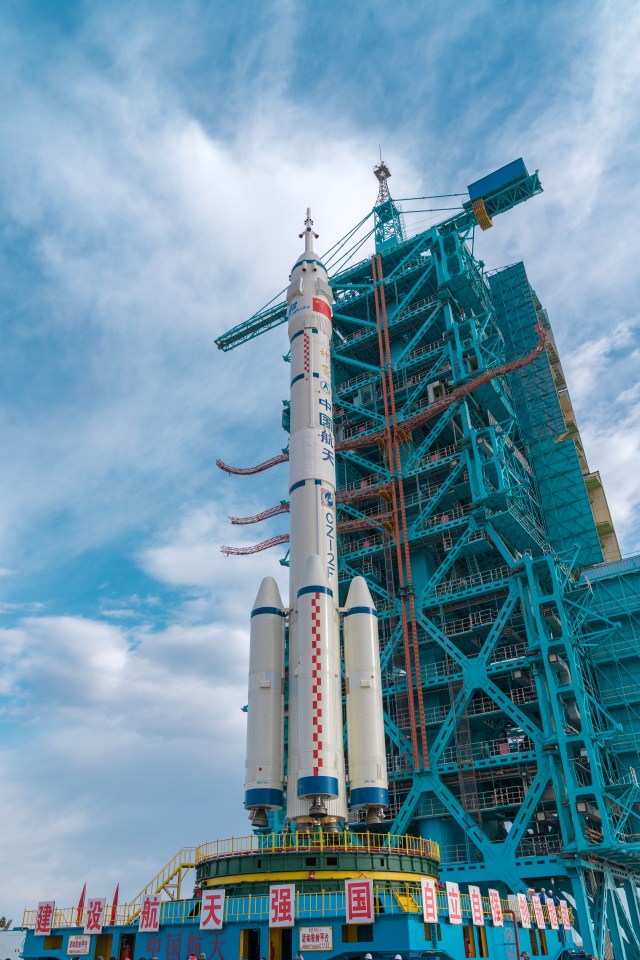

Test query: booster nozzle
[250,807,269,828]
[299,207,319,254]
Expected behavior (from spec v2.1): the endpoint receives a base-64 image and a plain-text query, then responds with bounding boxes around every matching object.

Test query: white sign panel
[446,881,462,924]
[269,884,295,928]
[420,878,438,923]
[35,902,55,936]
[469,885,484,926]
[488,888,503,926]
[517,893,531,929]
[345,879,374,924]
[299,927,332,951]
[547,898,559,930]
[200,889,225,931]
[84,899,105,935]
[532,894,546,929]
[138,895,161,933]
[67,936,91,955]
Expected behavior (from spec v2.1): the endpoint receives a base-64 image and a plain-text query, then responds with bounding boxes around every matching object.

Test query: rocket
[244,211,389,830]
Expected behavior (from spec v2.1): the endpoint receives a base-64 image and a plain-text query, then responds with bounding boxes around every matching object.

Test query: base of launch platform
[19,831,576,960]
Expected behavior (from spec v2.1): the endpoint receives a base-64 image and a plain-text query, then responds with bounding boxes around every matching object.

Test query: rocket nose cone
[345,575,377,611]
[299,554,329,591]
[252,576,285,612]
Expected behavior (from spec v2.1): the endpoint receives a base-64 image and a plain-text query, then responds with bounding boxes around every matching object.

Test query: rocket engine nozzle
[309,796,328,817]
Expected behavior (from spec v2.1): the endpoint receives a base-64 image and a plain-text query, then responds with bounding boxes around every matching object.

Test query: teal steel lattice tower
[217,159,640,958]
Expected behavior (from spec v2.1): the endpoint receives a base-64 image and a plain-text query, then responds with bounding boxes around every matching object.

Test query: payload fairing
[244,212,389,830]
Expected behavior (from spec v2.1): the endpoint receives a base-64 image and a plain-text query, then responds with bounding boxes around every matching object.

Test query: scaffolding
[216,162,640,958]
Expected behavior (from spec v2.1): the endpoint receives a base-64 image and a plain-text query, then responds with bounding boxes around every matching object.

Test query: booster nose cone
[252,575,286,613]
[344,575,377,612]
[299,554,332,596]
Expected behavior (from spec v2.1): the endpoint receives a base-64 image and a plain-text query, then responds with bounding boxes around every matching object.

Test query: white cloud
[138,497,290,617]
[0,12,387,576]
[0,609,251,920]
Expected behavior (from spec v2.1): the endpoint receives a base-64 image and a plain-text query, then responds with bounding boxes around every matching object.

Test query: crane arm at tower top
[443,160,542,235]
[214,158,542,352]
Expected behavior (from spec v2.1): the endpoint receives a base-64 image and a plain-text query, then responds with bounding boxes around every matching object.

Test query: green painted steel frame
[325,200,640,956]
[218,167,640,955]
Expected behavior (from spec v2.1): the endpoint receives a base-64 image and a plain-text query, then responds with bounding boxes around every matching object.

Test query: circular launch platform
[195,832,439,895]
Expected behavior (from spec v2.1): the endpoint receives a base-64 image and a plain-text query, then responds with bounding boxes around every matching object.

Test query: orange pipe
[376,254,428,769]
[371,255,420,770]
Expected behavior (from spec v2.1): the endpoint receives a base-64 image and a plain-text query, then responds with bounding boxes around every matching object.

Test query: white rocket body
[285,215,347,823]
[244,211,387,828]
[344,577,389,810]
[244,577,285,812]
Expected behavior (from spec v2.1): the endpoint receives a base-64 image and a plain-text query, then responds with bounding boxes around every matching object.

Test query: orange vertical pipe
[375,254,429,769]
[371,254,420,770]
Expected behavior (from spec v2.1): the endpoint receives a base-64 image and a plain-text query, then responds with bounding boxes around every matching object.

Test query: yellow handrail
[194,831,440,864]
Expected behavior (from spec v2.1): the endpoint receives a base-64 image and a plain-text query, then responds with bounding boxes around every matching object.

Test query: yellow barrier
[194,831,440,864]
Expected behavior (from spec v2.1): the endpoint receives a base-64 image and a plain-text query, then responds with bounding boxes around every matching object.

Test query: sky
[0,0,639,927]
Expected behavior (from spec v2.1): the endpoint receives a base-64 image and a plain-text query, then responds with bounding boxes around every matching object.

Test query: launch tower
[218,158,640,959]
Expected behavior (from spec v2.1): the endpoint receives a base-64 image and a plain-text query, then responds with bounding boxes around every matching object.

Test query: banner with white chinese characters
[468,885,484,926]
[138,895,161,933]
[446,881,462,924]
[67,936,91,955]
[345,879,374,924]
[200,889,225,931]
[488,889,503,926]
[35,902,55,936]
[299,927,332,951]
[269,884,295,928]
[84,898,105,935]
[420,878,438,923]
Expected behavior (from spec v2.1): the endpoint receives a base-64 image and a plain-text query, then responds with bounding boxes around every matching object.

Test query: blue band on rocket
[297,776,340,799]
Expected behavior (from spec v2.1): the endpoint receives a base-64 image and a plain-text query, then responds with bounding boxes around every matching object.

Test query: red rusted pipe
[503,909,522,959]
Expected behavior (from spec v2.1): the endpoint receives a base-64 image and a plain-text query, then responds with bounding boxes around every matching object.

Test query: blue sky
[1,0,639,925]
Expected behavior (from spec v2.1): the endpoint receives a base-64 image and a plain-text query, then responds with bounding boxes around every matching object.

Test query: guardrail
[195,831,439,864]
